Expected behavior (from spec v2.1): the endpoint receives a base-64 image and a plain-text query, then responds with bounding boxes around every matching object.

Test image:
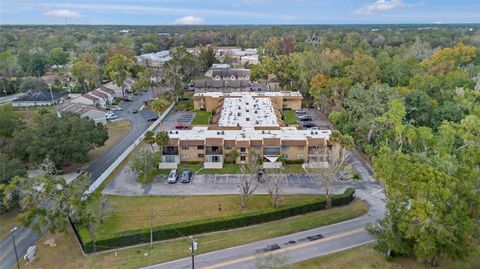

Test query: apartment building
[159,91,329,169]
[159,127,330,169]
[192,91,303,112]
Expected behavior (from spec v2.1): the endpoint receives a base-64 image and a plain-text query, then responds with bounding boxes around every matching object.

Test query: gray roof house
[12,90,69,107]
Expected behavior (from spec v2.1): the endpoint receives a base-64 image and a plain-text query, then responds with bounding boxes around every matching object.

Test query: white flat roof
[218,96,278,127]
[168,127,330,141]
[194,91,302,98]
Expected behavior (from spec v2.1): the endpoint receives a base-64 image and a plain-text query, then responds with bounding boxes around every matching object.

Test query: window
[225,145,232,150]
[297,154,304,159]
[197,145,204,150]
[207,155,221,163]
[164,156,176,163]
[282,145,289,150]
[281,154,288,159]
[198,154,204,158]
[180,154,189,159]
[181,145,189,150]
[264,147,281,155]
[240,156,246,161]
[240,147,246,153]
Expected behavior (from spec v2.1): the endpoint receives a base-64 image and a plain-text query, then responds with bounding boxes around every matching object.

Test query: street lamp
[11,226,20,269]
[189,237,198,269]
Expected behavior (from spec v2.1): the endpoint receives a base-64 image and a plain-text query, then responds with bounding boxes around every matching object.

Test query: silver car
[167,169,178,184]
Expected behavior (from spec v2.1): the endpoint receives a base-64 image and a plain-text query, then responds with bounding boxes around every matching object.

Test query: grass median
[27,199,368,269]
[296,243,480,269]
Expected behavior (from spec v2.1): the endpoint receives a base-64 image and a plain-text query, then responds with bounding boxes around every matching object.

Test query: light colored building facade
[160,127,330,169]
[159,91,328,169]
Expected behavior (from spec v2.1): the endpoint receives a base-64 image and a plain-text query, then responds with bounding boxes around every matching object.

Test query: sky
[1,0,479,25]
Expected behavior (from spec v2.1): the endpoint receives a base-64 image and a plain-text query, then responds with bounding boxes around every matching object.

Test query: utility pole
[11,227,20,269]
[150,208,153,249]
[189,236,198,269]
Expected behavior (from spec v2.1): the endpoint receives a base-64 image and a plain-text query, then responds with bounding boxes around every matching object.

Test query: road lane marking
[201,227,366,269]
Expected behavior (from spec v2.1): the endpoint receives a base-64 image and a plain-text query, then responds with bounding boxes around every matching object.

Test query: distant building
[136,50,171,69]
[212,69,250,80]
[71,88,114,109]
[59,103,107,125]
[193,80,251,92]
[12,90,68,107]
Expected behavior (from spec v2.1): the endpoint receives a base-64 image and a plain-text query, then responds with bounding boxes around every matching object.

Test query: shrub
[284,159,304,165]
[77,188,356,253]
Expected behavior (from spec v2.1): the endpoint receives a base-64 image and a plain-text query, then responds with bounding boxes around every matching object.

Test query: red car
[175,124,189,130]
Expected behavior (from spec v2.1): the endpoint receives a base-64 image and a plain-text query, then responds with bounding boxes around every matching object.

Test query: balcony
[162,146,179,155]
[206,147,223,155]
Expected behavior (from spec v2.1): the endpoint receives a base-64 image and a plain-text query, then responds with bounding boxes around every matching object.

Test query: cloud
[173,16,205,25]
[43,9,81,18]
[355,0,405,15]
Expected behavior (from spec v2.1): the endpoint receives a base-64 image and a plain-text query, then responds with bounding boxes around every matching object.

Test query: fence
[85,102,176,194]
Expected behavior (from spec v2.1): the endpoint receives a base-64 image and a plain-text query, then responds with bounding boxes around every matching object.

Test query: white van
[167,169,178,184]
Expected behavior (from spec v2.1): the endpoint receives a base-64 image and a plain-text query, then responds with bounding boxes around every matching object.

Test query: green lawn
[175,99,193,111]
[284,164,306,173]
[191,111,211,125]
[199,163,241,174]
[89,194,322,237]
[0,209,19,241]
[27,200,368,269]
[296,243,480,269]
[156,163,240,175]
[283,110,298,126]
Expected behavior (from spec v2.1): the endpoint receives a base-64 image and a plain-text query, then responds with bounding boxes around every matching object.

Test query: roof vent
[175,131,178,134]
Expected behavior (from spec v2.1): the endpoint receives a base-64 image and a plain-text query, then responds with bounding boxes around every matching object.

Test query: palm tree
[144,130,156,151]
[155,131,169,158]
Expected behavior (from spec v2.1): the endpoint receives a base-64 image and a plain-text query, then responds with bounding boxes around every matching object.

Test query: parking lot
[295,108,332,130]
[154,173,315,185]
[156,110,194,131]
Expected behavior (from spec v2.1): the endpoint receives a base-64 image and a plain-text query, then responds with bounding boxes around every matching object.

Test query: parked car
[106,114,118,120]
[167,169,178,184]
[308,103,315,109]
[132,108,138,114]
[123,97,132,102]
[298,115,312,121]
[175,124,189,130]
[180,169,192,183]
[147,116,159,122]
[303,123,316,128]
[295,110,307,115]
[111,107,122,111]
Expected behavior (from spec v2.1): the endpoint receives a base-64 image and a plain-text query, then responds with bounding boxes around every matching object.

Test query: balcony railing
[206,148,223,155]
[162,147,179,155]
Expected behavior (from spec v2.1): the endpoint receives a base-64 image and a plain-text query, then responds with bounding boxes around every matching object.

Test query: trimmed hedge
[284,159,305,165]
[78,188,355,253]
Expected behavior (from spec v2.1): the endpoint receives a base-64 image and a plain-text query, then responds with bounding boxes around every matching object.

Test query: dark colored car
[303,123,316,128]
[180,169,192,183]
[123,98,132,102]
[132,108,138,114]
[147,116,159,122]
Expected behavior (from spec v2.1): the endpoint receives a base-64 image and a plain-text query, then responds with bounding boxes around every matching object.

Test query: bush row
[77,188,355,253]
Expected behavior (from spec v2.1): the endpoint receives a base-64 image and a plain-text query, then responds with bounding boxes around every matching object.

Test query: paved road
[0,93,25,105]
[0,91,158,269]
[143,150,385,269]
